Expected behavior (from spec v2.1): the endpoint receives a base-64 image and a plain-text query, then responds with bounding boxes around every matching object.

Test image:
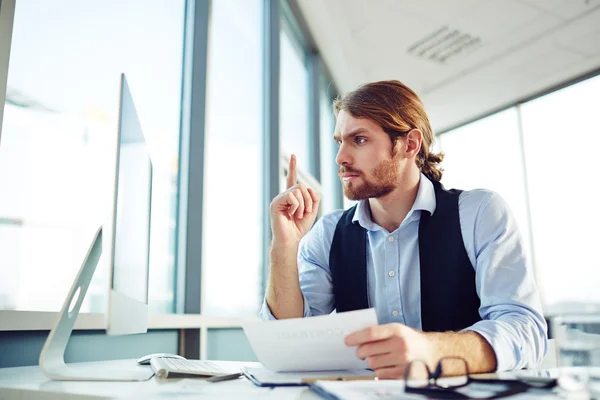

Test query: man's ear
[405,129,423,159]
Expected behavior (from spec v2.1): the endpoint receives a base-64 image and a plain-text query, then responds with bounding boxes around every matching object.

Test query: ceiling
[296,0,600,132]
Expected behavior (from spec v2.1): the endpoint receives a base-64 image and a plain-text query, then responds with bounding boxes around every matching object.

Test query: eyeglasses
[404,357,557,399]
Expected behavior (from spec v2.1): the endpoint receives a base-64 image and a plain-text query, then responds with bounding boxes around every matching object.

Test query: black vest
[329,181,481,332]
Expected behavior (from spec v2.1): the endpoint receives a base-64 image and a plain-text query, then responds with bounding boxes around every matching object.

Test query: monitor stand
[38,226,154,381]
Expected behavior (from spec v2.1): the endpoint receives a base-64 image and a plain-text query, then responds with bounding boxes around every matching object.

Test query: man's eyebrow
[333,128,368,141]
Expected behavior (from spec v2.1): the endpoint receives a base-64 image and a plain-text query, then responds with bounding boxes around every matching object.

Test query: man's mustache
[338,167,362,176]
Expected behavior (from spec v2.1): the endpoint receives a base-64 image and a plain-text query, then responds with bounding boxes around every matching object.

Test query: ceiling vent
[407,26,482,64]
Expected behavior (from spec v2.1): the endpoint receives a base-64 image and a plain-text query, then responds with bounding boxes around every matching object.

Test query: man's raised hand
[270,154,320,247]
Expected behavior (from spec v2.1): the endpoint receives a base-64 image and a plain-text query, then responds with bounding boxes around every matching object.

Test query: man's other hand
[345,323,434,380]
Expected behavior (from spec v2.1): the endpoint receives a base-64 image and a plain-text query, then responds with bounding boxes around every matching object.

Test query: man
[260,80,547,379]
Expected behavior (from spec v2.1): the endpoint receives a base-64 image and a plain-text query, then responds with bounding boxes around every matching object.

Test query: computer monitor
[106,73,152,336]
[38,73,154,381]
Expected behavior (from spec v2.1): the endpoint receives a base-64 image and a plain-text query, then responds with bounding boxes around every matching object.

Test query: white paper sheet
[242,308,378,372]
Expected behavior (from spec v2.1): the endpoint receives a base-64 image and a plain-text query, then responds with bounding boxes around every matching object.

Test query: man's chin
[343,186,368,201]
[343,183,395,201]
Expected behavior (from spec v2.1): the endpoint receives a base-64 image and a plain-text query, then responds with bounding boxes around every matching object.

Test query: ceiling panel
[516,0,596,20]
[296,0,600,131]
[551,8,600,56]
[518,47,586,79]
[350,7,561,94]
[451,0,541,41]
[380,0,485,25]
[427,51,599,131]
[418,12,562,94]
[567,31,600,57]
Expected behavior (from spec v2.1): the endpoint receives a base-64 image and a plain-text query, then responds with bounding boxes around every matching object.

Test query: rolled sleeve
[462,191,547,371]
[259,292,312,320]
[465,309,547,371]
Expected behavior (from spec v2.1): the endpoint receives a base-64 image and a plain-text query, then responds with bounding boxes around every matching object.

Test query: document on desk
[242,308,378,372]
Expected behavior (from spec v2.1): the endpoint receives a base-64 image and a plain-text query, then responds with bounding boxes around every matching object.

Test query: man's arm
[261,213,339,320]
[345,324,496,379]
[265,242,304,319]
[463,190,547,371]
[427,330,496,373]
[264,154,320,320]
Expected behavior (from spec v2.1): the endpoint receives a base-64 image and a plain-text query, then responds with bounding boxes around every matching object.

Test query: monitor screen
[106,74,152,335]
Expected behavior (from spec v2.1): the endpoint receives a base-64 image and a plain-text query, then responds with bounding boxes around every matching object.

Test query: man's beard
[339,156,399,201]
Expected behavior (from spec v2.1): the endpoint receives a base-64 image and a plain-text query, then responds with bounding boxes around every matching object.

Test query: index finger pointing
[286,154,297,189]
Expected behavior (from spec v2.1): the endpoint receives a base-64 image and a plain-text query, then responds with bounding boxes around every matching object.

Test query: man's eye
[335,140,342,146]
[356,137,367,144]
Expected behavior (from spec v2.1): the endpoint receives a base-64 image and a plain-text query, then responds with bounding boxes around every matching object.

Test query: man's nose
[335,143,352,166]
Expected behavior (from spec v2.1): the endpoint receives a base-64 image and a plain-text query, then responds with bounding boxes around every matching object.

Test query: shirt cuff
[258,294,312,320]
[463,320,520,372]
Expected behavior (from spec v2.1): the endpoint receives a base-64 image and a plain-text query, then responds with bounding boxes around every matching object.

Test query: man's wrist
[422,331,443,369]
[421,330,497,374]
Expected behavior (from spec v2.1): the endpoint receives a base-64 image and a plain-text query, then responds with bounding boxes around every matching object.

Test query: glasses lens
[436,358,468,388]
[405,360,430,387]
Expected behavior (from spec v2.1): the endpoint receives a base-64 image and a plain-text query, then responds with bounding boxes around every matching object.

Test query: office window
[280,26,310,177]
[319,88,339,214]
[0,0,184,313]
[520,75,600,309]
[439,108,533,267]
[202,0,263,316]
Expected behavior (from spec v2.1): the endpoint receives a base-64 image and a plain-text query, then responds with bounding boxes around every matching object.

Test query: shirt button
[392,310,399,317]
[388,236,394,242]
[388,270,395,277]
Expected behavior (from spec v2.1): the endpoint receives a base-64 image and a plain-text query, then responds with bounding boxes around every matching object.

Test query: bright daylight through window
[0,0,184,314]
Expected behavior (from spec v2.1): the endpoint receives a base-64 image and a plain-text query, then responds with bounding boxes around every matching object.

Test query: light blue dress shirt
[260,174,548,371]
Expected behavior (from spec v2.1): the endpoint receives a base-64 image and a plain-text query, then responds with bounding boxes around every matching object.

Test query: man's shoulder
[456,188,512,224]
[458,187,497,205]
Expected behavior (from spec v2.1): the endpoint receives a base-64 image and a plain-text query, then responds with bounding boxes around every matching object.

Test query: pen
[206,372,243,383]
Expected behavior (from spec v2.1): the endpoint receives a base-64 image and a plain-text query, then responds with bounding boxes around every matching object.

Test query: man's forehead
[334,112,380,137]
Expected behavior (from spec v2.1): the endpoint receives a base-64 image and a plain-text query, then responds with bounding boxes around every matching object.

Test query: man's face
[334,110,403,201]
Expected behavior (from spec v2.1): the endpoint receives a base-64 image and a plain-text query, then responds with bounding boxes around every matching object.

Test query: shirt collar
[352,173,437,231]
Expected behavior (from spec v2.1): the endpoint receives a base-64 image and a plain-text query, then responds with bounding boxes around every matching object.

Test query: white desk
[0,360,575,400]
[0,360,321,400]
